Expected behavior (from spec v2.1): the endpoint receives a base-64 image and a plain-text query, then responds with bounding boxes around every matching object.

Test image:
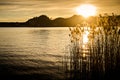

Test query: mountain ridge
[0,14,120,27]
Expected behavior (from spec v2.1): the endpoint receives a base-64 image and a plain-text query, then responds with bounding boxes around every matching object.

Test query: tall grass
[63,13,120,80]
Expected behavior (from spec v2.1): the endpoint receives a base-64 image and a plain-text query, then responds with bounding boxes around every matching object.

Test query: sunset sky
[0,0,120,22]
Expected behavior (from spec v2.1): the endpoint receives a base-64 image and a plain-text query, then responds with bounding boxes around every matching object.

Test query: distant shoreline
[0,14,120,27]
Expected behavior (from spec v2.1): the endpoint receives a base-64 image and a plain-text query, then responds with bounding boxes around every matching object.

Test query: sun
[76,4,97,18]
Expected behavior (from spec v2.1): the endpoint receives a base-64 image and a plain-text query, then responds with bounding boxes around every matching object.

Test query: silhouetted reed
[63,13,120,80]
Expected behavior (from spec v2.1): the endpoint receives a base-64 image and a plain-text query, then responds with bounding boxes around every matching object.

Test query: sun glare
[76,4,97,18]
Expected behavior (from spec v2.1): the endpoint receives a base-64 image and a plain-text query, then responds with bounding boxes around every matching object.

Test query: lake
[0,27,70,80]
[0,27,120,80]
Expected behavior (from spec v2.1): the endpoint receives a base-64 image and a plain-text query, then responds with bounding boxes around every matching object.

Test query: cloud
[0,0,120,21]
[1,0,119,10]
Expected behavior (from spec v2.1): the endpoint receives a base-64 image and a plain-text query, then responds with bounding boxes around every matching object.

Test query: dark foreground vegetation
[0,14,120,27]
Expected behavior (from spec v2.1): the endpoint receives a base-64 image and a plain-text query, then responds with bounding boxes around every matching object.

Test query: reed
[63,13,120,80]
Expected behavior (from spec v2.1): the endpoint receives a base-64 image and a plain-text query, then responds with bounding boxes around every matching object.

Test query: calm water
[0,27,70,80]
[0,27,120,80]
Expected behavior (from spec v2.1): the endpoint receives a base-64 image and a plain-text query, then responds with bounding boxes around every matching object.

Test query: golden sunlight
[76,4,97,18]
[83,30,89,44]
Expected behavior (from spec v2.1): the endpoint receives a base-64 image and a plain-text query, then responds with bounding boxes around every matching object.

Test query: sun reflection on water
[83,53,86,57]
[83,30,89,44]
[82,28,90,58]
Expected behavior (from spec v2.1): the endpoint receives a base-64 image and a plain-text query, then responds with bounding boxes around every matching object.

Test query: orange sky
[0,0,120,22]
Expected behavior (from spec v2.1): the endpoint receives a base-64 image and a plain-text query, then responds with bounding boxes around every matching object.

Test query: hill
[0,14,120,27]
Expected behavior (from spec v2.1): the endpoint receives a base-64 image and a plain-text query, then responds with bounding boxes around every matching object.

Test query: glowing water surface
[0,27,70,80]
